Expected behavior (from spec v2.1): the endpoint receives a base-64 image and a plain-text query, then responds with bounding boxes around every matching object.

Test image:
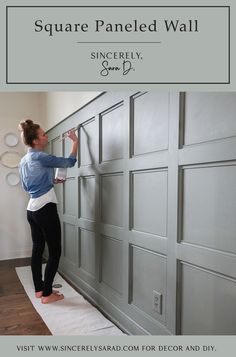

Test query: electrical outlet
[153,290,162,314]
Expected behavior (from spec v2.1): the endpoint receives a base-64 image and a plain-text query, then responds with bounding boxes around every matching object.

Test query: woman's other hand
[53,178,66,184]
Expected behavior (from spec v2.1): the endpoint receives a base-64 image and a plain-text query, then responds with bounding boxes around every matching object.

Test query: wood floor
[0,258,51,335]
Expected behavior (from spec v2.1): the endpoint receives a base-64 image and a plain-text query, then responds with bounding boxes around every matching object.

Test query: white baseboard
[0,250,31,261]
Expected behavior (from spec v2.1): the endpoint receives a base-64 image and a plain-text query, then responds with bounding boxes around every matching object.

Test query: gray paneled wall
[46,92,236,335]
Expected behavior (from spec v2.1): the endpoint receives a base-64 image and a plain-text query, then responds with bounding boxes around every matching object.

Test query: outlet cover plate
[153,290,162,314]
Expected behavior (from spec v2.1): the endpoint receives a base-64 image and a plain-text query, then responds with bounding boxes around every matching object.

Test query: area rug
[15,265,125,335]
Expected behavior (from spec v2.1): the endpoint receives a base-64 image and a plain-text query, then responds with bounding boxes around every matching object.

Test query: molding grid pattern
[47,92,236,335]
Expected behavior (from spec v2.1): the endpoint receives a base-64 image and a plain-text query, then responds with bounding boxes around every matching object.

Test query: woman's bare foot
[35,291,43,298]
[35,290,60,298]
[41,293,64,304]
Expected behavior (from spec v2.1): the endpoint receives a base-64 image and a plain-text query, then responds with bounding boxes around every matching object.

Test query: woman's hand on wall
[67,130,79,158]
[67,130,78,142]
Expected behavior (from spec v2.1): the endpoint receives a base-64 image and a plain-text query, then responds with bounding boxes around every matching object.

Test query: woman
[18,119,78,304]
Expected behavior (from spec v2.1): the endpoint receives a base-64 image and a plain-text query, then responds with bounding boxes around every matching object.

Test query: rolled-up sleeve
[37,152,77,168]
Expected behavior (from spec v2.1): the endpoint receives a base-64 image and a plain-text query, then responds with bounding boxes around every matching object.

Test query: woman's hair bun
[18,119,34,132]
[18,119,40,146]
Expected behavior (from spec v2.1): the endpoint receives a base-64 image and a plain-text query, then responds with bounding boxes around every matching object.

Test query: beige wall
[0,92,43,260]
[39,92,101,131]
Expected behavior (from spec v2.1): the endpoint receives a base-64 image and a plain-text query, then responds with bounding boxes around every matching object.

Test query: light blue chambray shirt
[19,148,77,198]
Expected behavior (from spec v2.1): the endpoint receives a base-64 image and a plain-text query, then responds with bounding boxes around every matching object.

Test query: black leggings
[27,203,61,297]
